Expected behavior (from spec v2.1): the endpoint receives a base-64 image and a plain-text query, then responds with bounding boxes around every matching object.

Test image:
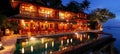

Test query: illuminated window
[38,7,55,18]
[59,12,65,19]
[20,3,37,16]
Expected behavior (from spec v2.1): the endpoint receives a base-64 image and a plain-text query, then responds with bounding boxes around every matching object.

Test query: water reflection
[67,39,69,44]
[45,43,48,49]
[15,32,102,54]
[21,48,24,54]
[70,38,73,43]
[31,46,33,52]
[52,41,54,47]
[61,40,63,46]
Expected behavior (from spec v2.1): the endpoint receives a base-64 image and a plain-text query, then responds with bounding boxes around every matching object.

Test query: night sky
[62,0,120,20]
[61,0,120,27]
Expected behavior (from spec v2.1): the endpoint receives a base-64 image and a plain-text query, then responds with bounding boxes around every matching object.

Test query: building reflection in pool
[14,32,102,54]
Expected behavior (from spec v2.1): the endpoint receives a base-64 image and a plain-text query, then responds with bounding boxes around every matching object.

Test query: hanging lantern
[10,0,19,9]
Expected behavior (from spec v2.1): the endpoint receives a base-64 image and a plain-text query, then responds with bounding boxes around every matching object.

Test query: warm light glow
[47,11,50,14]
[30,20,33,22]
[22,42,26,47]
[31,46,33,52]
[45,43,48,49]
[67,39,69,44]
[26,41,29,44]
[30,37,36,41]
[83,34,86,38]
[88,35,90,39]
[80,36,82,41]
[70,38,73,43]
[100,26,103,31]
[0,42,2,48]
[75,32,79,38]
[30,6,33,10]
[22,6,25,8]
[11,0,14,2]
[61,40,63,45]
[22,48,25,54]
[50,51,52,54]
[21,20,25,26]
[60,13,64,16]
[66,20,69,22]
[5,29,10,34]
[21,20,24,23]
[41,38,44,44]
[59,12,65,19]
[52,41,54,47]
[45,21,48,23]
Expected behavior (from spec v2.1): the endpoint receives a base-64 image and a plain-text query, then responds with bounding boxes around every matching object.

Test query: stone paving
[0,36,17,54]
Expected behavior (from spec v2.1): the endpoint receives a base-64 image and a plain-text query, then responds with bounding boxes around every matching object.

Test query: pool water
[14,32,102,54]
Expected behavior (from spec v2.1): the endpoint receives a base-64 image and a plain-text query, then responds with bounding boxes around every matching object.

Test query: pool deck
[0,36,17,54]
[0,30,102,54]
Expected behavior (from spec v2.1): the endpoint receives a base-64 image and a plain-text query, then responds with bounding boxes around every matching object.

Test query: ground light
[0,42,4,50]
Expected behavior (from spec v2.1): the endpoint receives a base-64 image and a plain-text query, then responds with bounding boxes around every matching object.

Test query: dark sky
[62,0,120,20]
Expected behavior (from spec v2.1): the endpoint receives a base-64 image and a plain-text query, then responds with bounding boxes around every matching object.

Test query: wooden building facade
[9,1,92,36]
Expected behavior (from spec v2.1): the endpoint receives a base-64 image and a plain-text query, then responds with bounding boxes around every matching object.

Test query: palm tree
[88,8,115,23]
[39,0,63,8]
[80,0,90,11]
[49,0,62,8]
[66,1,80,13]
[88,8,115,30]
[0,15,8,27]
[66,0,90,13]
[0,14,8,35]
[0,14,19,35]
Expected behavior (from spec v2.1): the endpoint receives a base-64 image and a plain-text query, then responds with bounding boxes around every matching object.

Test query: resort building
[9,0,101,36]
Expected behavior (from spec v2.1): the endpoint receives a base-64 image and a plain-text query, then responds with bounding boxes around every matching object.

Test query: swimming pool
[14,32,103,54]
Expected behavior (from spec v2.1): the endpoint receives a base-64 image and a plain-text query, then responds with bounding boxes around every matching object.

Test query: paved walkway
[0,36,17,54]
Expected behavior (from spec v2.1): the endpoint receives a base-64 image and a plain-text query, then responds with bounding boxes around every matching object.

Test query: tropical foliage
[66,0,90,13]
[0,14,19,34]
[88,8,116,23]
[66,1,80,13]
[0,15,8,27]
[38,0,90,13]
[80,0,90,11]
[39,0,63,8]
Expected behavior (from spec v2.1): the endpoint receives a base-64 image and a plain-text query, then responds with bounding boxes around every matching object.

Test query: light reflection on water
[14,32,103,54]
